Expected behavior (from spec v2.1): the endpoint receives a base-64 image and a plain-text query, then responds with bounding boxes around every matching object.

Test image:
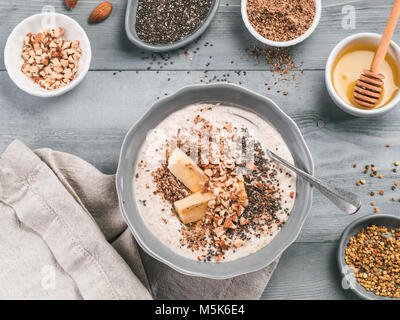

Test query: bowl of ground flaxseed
[125,0,220,52]
[241,0,321,47]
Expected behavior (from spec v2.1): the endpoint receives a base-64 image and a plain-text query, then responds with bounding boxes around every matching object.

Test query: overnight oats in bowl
[134,104,296,263]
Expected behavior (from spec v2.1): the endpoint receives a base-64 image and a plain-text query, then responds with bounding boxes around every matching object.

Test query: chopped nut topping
[21,28,81,90]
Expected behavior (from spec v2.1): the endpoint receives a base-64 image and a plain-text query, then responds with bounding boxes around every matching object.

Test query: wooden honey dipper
[353,0,400,108]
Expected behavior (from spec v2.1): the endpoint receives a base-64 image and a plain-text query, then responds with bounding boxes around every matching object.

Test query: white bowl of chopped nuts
[4,12,91,97]
[241,0,321,47]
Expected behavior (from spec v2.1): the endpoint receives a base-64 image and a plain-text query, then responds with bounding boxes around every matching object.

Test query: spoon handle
[371,0,400,73]
[268,151,361,215]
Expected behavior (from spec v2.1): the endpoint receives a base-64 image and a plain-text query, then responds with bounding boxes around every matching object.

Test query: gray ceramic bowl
[116,83,314,279]
[125,0,220,52]
[338,214,400,300]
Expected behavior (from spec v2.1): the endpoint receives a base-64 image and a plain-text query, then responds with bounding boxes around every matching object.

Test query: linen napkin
[0,140,278,300]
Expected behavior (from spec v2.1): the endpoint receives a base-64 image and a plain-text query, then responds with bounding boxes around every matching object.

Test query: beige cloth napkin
[0,140,278,300]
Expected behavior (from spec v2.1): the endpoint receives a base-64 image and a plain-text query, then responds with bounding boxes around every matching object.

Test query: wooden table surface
[1,0,400,300]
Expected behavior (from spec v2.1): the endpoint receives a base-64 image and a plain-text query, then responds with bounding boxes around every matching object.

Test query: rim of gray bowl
[337,214,400,300]
[125,0,220,52]
[116,83,314,279]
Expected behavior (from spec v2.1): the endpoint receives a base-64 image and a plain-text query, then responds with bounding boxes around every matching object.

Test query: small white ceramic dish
[4,12,91,98]
[325,33,400,117]
[241,0,321,47]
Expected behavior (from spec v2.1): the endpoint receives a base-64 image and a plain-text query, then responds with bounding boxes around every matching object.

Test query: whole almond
[89,1,112,23]
[65,0,78,9]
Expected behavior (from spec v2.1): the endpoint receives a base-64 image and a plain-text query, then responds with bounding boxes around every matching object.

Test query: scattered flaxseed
[246,0,316,42]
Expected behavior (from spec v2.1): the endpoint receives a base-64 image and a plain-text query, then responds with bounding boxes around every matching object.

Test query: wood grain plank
[0,0,398,71]
[1,69,400,244]
[261,242,357,300]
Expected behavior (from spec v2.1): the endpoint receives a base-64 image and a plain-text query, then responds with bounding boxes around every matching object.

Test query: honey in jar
[331,44,400,109]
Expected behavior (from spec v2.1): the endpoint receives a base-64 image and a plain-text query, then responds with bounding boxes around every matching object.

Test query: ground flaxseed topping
[247,0,316,42]
[135,0,212,44]
[345,225,400,298]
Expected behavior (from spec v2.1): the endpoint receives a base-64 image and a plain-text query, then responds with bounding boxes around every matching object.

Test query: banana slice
[174,192,215,224]
[168,148,208,192]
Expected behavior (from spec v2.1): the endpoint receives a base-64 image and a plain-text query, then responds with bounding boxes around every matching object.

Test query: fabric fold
[0,140,151,300]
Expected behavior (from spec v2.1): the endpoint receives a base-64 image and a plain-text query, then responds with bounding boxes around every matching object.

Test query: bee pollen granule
[345,225,400,298]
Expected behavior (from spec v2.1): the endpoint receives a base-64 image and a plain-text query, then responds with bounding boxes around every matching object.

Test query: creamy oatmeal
[134,104,296,262]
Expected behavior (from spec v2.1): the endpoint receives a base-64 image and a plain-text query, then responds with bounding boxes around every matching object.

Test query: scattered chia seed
[136,0,212,45]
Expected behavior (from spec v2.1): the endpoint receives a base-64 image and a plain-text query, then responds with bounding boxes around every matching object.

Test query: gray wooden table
[1,0,400,300]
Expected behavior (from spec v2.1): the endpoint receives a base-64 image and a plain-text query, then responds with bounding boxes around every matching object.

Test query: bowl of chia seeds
[125,0,220,52]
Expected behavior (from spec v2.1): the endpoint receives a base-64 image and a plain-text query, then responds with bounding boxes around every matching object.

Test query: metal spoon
[231,112,361,215]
